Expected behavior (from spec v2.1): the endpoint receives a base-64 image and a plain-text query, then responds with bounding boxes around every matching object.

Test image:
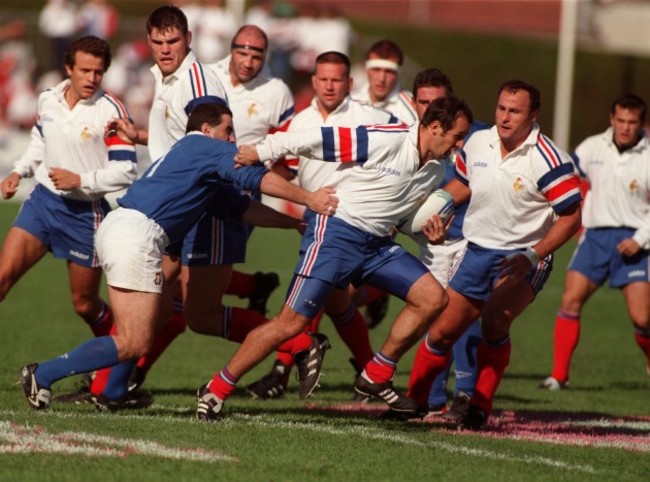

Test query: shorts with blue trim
[450,242,553,302]
[569,227,650,287]
[13,184,109,268]
[286,213,429,319]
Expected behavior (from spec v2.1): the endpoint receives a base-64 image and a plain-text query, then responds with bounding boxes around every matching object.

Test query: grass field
[1,201,649,481]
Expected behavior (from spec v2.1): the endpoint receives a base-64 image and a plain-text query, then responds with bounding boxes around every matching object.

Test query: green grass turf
[0,201,649,481]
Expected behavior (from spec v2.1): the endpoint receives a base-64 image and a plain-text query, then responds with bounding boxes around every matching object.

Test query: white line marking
[0,421,236,463]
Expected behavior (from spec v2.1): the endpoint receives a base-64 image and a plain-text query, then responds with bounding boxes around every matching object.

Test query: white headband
[365,59,400,72]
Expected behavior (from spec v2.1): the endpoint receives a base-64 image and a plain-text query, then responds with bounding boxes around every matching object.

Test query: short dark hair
[147,5,188,35]
[64,36,112,72]
[366,39,403,65]
[612,94,647,124]
[413,68,454,99]
[498,79,541,113]
[186,103,233,133]
[421,95,473,131]
[315,51,350,75]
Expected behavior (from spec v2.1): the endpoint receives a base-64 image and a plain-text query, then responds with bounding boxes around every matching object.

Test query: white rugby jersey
[456,124,582,249]
[574,128,650,249]
[287,96,397,192]
[257,122,445,236]
[208,56,294,145]
[353,84,417,125]
[148,50,227,161]
[13,79,137,202]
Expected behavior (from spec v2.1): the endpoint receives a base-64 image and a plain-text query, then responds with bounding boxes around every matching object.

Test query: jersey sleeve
[182,61,229,116]
[78,94,138,195]
[268,81,294,134]
[453,150,469,185]
[535,134,582,213]
[257,124,402,165]
[12,92,49,178]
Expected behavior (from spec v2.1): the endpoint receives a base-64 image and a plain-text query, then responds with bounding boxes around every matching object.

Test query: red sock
[275,351,295,368]
[90,324,118,395]
[331,307,374,367]
[309,310,324,333]
[224,307,267,343]
[136,310,188,372]
[226,270,255,298]
[633,330,650,368]
[277,331,313,356]
[209,368,239,400]
[363,351,397,385]
[550,311,580,383]
[471,340,511,414]
[406,341,451,408]
[88,303,113,337]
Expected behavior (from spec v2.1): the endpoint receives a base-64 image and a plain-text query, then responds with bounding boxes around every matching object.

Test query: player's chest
[40,103,105,147]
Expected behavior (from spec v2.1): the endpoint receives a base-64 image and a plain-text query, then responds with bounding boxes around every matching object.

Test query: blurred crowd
[0,0,353,136]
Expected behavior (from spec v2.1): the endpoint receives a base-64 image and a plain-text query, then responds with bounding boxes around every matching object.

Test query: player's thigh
[482,276,535,340]
[0,227,48,285]
[428,287,484,348]
[181,263,232,325]
[323,286,353,317]
[560,270,600,312]
[107,286,161,358]
[67,261,103,310]
[621,281,650,328]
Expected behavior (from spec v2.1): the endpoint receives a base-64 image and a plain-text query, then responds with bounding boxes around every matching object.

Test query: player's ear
[348,76,353,91]
[200,122,211,136]
[185,31,192,49]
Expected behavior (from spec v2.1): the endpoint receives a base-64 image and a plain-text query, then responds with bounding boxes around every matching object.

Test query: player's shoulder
[98,90,130,118]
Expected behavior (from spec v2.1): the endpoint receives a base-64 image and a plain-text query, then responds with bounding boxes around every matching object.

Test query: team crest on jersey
[629,179,639,192]
[247,103,258,117]
[80,127,92,142]
[154,272,162,286]
[513,177,525,194]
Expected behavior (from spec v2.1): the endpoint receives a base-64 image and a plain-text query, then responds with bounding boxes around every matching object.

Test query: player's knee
[71,296,101,322]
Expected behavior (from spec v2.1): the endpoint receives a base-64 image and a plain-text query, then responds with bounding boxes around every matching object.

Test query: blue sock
[102,360,136,401]
[35,336,119,388]
[452,319,481,397]
[428,361,452,407]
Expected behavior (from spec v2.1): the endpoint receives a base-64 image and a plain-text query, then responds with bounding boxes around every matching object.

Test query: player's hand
[498,251,533,281]
[234,145,261,168]
[422,214,453,245]
[617,238,641,257]
[107,118,137,145]
[49,167,81,191]
[308,187,338,216]
[296,221,307,235]
[0,172,21,199]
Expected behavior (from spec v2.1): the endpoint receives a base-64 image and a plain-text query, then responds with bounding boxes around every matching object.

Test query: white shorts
[96,208,169,293]
[419,238,468,289]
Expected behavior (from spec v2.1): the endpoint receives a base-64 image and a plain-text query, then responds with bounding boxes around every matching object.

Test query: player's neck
[64,85,82,109]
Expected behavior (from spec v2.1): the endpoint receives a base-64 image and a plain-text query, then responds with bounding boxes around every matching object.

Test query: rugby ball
[399,189,454,235]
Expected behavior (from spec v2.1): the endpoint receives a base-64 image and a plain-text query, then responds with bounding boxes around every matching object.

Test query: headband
[231,42,266,54]
[365,59,400,72]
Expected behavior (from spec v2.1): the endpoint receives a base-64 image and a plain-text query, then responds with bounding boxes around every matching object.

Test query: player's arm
[112,117,148,145]
[236,125,378,167]
[3,115,47,199]
[259,171,338,216]
[242,199,305,233]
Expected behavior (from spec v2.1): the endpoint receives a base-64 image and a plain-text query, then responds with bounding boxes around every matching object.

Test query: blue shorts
[165,214,248,266]
[13,184,110,268]
[450,242,553,302]
[569,227,650,287]
[287,213,429,318]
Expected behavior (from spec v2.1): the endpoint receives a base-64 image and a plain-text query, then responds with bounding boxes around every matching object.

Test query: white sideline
[1,410,595,473]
